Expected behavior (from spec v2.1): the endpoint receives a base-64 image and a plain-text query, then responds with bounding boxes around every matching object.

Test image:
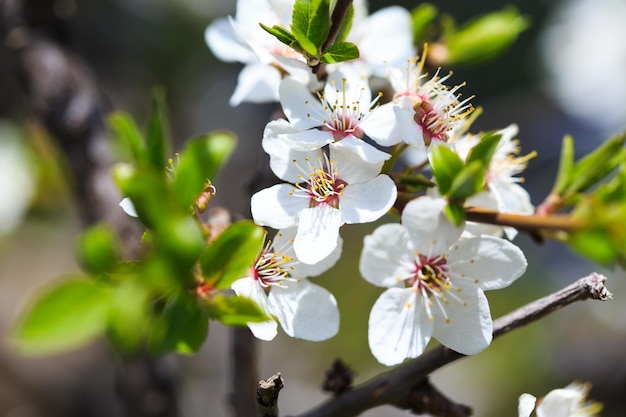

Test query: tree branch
[257,372,284,417]
[292,273,612,417]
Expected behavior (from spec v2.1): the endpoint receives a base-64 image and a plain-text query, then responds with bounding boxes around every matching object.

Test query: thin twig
[257,373,284,417]
[292,273,611,417]
[231,328,259,417]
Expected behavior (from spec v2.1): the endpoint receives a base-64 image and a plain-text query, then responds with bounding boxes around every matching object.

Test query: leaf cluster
[12,92,268,356]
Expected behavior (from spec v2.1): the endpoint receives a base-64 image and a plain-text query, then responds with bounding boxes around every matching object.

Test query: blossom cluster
[205,0,532,366]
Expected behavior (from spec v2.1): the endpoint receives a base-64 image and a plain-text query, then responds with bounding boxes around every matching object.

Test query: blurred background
[1,0,625,416]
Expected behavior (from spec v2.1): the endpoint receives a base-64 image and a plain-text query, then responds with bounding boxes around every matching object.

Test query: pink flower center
[408,253,450,291]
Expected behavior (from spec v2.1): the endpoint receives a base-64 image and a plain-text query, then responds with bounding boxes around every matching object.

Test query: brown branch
[292,273,612,417]
[257,373,284,417]
[464,207,587,232]
[231,321,260,417]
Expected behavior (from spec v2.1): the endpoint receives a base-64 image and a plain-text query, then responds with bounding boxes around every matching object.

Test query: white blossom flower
[518,382,602,417]
[265,71,401,164]
[387,54,474,153]
[205,0,317,106]
[453,124,534,238]
[360,196,526,366]
[231,227,340,341]
[251,141,396,265]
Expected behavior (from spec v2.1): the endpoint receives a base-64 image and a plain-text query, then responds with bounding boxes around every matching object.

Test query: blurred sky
[1,1,625,416]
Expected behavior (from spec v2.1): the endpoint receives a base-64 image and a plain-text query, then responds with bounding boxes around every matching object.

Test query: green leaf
[158,215,205,269]
[12,279,111,355]
[567,132,626,196]
[411,3,438,44]
[552,135,575,195]
[210,294,269,326]
[107,279,151,354]
[291,0,331,56]
[107,112,145,163]
[77,224,120,274]
[114,166,170,229]
[448,160,485,201]
[333,4,354,43]
[148,294,209,355]
[429,144,465,195]
[171,132,236,210]
[466,131,501,166]
[569,229,619,265]
[445,8,529,65]
[444,203,466,226]
[320,41,359,64]
[260,23,296,46]
[200,221,266,289]
[146,88,171,172]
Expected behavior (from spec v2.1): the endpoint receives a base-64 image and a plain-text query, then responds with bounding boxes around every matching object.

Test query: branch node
[587,273,613,301]
[257,372,284,417]
[406,379,472,417]
[322,358,355,396]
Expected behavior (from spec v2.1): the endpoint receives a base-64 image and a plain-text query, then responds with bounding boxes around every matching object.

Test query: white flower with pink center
[264,70,402,164]
[387,54,474,150]
[251,141,397,265]
[360,196,527,366]
[205,0,317,106]
[231,227,341,341]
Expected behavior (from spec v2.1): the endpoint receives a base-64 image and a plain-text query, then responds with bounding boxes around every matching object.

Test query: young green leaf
[429,144,465,195]
[291,0,331,56]
[77,224,120,274]
[333,3,354,44]
[444,8,529,65]
[200,221,266,289]
[210,294,269,326]
[444,203,466,226]
[320,41,359,64]
[12,279,111,355]
[466,131,501,166]
[107,112,145,163]
[448,160,485,201]
[171,132,236,210]
[411,3,438,44]
[551,135,575,195]
[260,23,297,46]
[146,88,171,172]
[148,294,209,355]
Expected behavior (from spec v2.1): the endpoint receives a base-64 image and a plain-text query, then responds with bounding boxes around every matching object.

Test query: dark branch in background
[0,1,174,416]
[231,327,260,417]
[288,273,611,417]
[257,373,284,417]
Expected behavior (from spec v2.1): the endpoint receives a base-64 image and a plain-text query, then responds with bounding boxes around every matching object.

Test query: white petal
[360,224,414,287]
[229,63,281,106]
[362,100,422,147]
[325,70,373,105]
[262,131,326,182]
[518,394,537,417]
[401,196,463,256]
[354,6,415,77]
[536,388,581,417]
[231,277,278,341]
[278,128,334,152]
[490,179,534,215]
[268,280,339,341]
[464,191,507,237]
[329,142,384,183]
[119,198,138,217]
[294,206,344,265]
[250,184,308,229]
[275,55,320,91]
[368,287,433,365]
[279,78,325,129]
[273,228,343,278]
[332,135,390,165]
[430,280,492,355]
[447,235,527,291]
[205,17,256,63]
[340,175,397,224]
